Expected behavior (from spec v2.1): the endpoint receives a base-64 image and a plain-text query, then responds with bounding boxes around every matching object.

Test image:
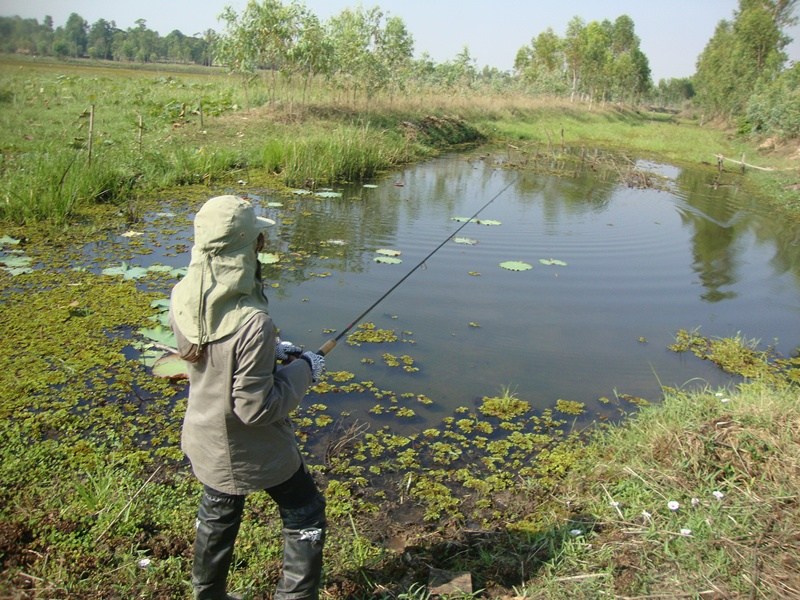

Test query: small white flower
[691,497,700,507]
[668,500,680,511]
[720,398,731,403]
[609,501,620,508]
[713,491,725,500]
[138,558,152,569]
[642,510,652,521]
[680,528,692,536]
[569,529,583,536]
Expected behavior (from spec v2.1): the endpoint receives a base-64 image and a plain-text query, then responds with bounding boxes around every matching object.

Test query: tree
[63,12,88,57]
[695,0,798,119]
[88,19,115,60]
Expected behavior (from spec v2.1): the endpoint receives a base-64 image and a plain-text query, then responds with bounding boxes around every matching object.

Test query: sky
[3,0,800,82]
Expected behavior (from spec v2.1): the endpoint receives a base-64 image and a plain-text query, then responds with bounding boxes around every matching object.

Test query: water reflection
[99,149,800,421]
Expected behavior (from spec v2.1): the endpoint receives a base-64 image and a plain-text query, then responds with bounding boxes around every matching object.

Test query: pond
[103,148,800,426]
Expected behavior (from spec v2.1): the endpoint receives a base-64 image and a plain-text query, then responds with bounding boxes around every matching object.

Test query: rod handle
[316,338,337,356]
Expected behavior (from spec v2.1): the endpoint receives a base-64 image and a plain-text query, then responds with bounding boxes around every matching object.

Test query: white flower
[680,528,692,536]
[642,510,652,521]
[720,398,731,403]
[713,490,725,500]
[691,497,700,507]
[668,500,680,511]
[609,501,620,508]
[138,558,152,569]
[569,529,583,536]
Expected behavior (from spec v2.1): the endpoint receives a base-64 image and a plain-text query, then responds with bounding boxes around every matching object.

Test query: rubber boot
[192,489,245,600]
[274,494,326,600]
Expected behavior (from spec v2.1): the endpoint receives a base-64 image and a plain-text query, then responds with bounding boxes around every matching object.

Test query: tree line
[1,0,797,138]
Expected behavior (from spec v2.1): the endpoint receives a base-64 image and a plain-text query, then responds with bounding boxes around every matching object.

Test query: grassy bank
[1,58,799,599]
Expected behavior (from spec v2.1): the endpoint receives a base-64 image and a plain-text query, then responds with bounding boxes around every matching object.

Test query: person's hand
[300,351,326,382]
[275,338,303,361]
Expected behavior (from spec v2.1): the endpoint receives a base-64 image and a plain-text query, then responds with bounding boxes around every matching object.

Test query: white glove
[275,338,302,361]
[300,351,326,382]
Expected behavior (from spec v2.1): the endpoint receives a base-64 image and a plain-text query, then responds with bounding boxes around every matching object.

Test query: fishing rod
[315,174,519,357]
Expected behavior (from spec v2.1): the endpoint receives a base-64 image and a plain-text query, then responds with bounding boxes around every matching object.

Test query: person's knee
[279,491,326,531]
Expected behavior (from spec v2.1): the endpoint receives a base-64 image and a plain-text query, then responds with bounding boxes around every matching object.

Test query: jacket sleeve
[231,313,313,425]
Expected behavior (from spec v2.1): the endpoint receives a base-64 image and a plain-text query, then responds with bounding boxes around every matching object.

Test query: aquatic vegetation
[346,323,399,345]
[539,258,568,266]
[499,260,533,271]
[555,399,586,415]
[381,353,419,372]
[479,388,531,419]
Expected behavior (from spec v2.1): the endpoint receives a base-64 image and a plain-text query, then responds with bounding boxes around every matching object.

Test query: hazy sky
[4,0,800,81]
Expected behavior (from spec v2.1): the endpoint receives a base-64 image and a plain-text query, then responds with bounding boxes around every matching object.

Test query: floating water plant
[102,262,150,280]
[375,248,401,257]
[499,261,533,271]
[374,256,402,264]
[539,258,568,266]
[0,254,33,275]
[476,219,502,226]
[346,323,398,345]
[152,353,188,380]
[0,235,21,246]
[453,237,478,245]
[479,388,530,419]
[554,399,585,415]
[363,184,378,188]
[314,190,342,199]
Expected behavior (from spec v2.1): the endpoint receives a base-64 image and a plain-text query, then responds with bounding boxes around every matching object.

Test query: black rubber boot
[274,493,326,600]
[192,488,245,600]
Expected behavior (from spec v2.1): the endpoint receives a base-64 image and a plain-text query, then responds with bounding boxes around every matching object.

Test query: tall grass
[517,379,800,598]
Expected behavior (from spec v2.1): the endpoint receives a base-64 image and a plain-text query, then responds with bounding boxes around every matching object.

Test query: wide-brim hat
[193,195,275,255]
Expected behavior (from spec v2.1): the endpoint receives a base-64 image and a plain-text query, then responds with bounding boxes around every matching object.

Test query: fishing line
[316,172,520,356]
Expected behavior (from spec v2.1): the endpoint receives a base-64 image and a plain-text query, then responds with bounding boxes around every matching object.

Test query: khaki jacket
[172,311,313,495]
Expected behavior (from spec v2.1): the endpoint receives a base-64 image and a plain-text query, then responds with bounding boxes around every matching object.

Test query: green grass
[1,56,799,599]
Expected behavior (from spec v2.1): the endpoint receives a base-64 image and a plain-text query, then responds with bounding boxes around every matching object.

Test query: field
[1,56,799,599]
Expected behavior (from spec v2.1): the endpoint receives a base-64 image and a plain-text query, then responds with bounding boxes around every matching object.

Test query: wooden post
[137,114,143,154]
[87,104,95,166]
[199,100,204,129]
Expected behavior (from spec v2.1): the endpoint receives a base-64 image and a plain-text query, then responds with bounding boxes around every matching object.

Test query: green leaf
[152,353,188,380]
[258,252,281,264]
[374,256,403,264]
[0,235,21,246]
[102,263,149,280]
[499,261,533,271]
[363,184,378,188]
[539,258,568,266]
[476,219,502,226]
[139,325,177,348]
[453,237,478,245]
[314,190,342,198]
[291,189,312,195]
[375,248,401,257]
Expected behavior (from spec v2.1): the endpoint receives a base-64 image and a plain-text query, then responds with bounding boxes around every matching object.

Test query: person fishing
[169,194,327,600]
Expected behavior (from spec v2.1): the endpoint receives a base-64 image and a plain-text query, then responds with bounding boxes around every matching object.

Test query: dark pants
[192,465,326,600]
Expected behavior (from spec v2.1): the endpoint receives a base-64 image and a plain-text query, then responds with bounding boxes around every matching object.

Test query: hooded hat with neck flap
[171,195,274,347]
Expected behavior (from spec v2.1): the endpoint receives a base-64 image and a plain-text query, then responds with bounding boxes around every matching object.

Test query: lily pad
[266,202,284,207]
[374,256,403,265]
[539,258,568,266]
[152,352,188,380]
[0,235,21,246]
[291,189,312,195]
[451,217,477,223]
[363,184,378,188]
[375,248,401,257]
[476,219,502,226]
[138,325,177,348]
[102,262,149,280]
[499,261,533,271]
[258,252,281,264]
[314,191,342,199]
[453,237,478,245]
